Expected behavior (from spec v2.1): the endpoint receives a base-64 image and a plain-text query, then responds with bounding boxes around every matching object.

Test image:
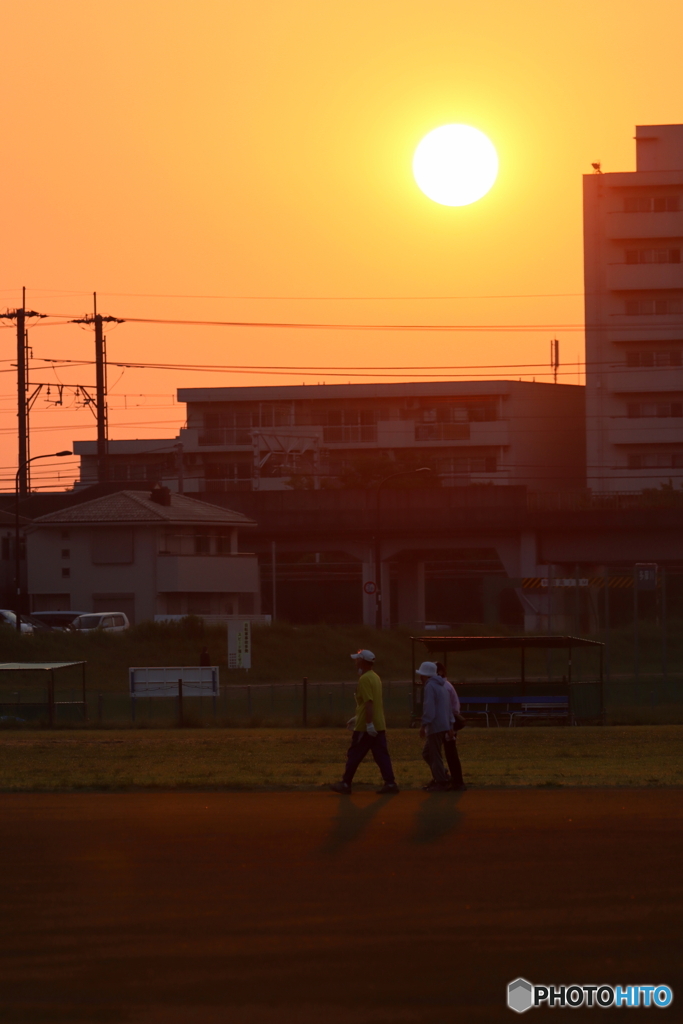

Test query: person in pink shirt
[436,661,466,791]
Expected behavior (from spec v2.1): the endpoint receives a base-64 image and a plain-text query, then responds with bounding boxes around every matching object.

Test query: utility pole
[94,296,108,483]
[72,296,123,485]
[0,289,46,495]
[17,296,27,493]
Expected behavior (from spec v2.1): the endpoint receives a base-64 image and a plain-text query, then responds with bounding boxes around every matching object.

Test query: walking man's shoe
[330,781,351,794]
[376,782,399,794]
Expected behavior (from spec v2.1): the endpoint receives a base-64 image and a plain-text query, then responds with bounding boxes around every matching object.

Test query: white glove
[366,722,378,737]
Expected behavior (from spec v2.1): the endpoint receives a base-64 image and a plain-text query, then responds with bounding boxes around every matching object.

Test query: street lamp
[15,451,72,632]
[373,467,431,629]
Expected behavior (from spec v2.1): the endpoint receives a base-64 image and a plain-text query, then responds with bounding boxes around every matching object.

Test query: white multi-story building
[584,124,683,493]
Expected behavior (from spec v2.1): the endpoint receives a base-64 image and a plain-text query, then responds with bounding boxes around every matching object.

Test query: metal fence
[0,675,680,727]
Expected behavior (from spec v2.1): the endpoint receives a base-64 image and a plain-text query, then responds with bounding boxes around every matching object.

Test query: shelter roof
[0,662,85,671]
[414,635,603,652]
[28,490,256,528]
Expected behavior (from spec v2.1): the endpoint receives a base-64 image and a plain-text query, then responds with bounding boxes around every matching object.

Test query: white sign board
[227,620,251,670]
[129,666,219,697]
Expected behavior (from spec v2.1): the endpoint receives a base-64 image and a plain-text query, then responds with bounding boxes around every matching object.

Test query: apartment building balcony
[197,427,254,447]
[606,367,683,393]
[606,263,683,290]
[156,553,260,592]
[606,211,683,240]
[608,419,683,446]
[321,424,376,444]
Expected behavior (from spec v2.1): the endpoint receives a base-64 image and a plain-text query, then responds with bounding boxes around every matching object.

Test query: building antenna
[550,338,560,384]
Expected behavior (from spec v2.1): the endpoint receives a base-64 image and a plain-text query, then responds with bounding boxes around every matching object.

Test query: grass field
[2,618,683,689]
[0,724,680,791]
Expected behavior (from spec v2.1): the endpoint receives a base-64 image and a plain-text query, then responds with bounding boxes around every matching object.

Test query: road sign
[363,581,377,595]
[635,563,658,591]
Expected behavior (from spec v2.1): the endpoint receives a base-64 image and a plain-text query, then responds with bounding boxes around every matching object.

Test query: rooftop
[29,490,256,528]
[178,380,583,404]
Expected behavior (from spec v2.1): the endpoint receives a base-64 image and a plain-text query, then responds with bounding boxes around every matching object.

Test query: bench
[458,695,570,728]
[507,696,569,727]
[459,696,525,728]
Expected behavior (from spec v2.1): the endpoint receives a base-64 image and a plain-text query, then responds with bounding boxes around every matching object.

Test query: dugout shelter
[410,636,604,727]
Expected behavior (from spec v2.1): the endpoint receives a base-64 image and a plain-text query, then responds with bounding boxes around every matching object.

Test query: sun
[412,124,498,207]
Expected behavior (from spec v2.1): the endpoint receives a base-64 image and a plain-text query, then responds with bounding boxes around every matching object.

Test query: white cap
[351,649,375,662]
[416,661,437,677]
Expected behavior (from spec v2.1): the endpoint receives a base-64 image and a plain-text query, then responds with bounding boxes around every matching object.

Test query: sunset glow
[0,1,682,490]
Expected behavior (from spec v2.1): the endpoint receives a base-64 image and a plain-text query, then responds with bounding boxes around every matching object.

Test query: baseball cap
[416,661,437,677]
[351,649,375,662]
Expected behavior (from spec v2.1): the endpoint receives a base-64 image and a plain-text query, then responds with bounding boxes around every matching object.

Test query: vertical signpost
[661,566,667,682]
[227,620,252,670]
[634,564,657,689]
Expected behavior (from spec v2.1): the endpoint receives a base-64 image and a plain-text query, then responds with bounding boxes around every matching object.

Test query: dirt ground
[0,789,680,1023]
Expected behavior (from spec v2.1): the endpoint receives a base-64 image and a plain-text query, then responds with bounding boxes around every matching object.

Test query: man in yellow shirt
[330,650,399,795]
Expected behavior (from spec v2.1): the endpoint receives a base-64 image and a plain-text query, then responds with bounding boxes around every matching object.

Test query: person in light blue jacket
[417,661,454,791]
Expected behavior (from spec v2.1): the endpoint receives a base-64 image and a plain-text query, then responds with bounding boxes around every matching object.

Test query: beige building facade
[27,489,259,623]
[584,123,683,493]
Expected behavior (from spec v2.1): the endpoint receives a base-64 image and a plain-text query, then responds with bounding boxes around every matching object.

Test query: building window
[625,248,681,264]
[625,299,683,316]
[61,568,70,578]
[322,409,377,443]
[61,549,70,559]
[205,461,251,481]
[626,401,683,418]
[623,196,680,213]
[194,533,211,555]
[110,460,173,482]
[628,453,683,469]
[626,350,682,367]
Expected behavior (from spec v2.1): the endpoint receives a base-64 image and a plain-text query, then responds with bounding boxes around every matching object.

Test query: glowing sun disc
[413,124,498,207]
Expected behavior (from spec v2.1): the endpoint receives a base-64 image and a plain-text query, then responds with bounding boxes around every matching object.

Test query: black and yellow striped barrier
[522,576,634,589]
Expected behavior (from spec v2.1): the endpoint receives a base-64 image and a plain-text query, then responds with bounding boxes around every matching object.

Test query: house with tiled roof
[26,487,260,623]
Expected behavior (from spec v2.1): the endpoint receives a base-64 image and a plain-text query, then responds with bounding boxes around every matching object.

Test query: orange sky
[1,0,682,490]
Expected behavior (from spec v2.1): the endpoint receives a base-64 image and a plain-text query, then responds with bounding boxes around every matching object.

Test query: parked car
[0,609,35,634]
[29,610,86,630]
[69,612,130,633]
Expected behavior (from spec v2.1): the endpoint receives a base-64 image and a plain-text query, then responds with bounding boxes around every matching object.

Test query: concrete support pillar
[380,561,392,628]
[362,562,376,626]
[495,531,544,633]
[397,561,425,627]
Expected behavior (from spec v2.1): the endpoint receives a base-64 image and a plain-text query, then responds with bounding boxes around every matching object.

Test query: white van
[70,612,130,633]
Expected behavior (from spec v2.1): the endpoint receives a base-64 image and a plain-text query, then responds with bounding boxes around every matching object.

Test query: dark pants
[342,730,396,786]
[422,732,449,784]
[444,734,464,787]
